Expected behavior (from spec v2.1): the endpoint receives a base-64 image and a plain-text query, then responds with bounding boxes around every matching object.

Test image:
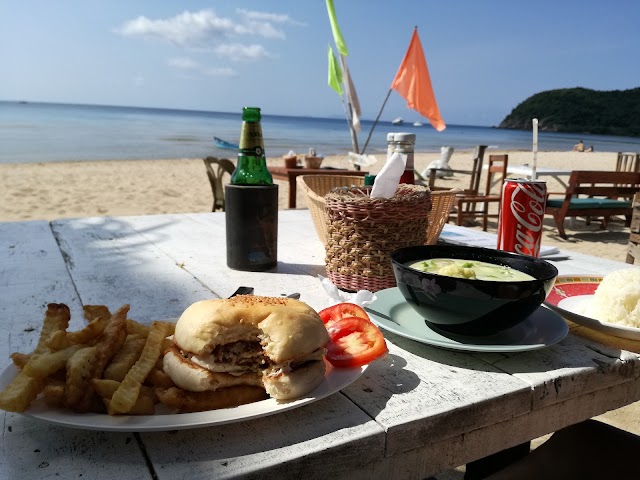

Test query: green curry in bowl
[391,245,558,335]
[408,258,536,282]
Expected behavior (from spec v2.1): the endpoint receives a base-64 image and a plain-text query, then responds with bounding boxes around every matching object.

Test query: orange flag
[391,27,446,131]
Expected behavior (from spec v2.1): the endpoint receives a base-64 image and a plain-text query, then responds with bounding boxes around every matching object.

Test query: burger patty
[182,340,326,377]
[210,340,266,368]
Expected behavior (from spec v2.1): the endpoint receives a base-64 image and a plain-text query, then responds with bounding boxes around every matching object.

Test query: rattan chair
[203,157,235,211]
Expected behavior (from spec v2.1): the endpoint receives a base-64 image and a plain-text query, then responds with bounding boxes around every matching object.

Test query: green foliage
[499,87,640,137]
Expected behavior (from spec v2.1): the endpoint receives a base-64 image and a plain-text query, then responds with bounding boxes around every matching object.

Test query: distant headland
[499,87,640,137]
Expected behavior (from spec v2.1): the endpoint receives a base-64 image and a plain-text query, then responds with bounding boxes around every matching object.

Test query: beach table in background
[484,164,573,190]
[268,166,368,208]
[1,210,639,479]
[505,165,573,189]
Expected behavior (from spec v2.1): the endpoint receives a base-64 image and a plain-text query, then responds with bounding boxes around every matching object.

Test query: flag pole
[361,89,392,154]
[340,95,360,156]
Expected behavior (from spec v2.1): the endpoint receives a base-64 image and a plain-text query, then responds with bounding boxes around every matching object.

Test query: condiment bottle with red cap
[393,132,416,184]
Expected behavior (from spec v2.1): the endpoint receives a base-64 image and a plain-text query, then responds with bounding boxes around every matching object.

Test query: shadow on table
[375,328,632,380]
[274,261,326,277]
[50,216,219,322]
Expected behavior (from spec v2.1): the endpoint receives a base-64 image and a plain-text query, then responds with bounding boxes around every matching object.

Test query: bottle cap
[386,133,395,142]
[394,132,416,142]
[242,107,261,122]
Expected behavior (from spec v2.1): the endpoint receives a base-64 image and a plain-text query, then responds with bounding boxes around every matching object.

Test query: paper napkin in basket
[318,275,377,307]
[370,152,406,199]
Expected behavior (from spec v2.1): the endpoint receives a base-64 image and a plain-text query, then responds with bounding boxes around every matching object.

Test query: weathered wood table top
[1,210,639,479]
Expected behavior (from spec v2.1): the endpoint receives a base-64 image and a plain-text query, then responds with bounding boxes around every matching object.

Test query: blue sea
[2,101,640,164]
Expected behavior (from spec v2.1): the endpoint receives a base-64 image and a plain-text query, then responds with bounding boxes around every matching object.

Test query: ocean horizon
[2,100,640,165]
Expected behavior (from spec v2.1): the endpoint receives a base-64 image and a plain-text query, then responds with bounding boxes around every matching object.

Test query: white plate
[544,275,640,341]
[0,359,366,432]
[366,288,568,353]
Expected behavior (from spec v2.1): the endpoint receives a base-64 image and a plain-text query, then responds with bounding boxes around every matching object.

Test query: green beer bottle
[230,107,273,185]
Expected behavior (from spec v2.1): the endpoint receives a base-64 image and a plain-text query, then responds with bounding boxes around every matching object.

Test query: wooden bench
[626,192,640,263]
[545,170,640,239]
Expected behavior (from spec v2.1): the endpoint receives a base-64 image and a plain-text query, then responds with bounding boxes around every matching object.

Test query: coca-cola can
[497,178,547,257]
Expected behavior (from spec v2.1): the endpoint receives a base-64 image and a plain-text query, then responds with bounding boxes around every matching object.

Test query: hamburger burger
[163,295,330,400]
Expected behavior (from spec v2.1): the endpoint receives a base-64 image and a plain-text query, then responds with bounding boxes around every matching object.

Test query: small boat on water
[413,121,423,127]
[391,117,404,125]
[213,136,239,150]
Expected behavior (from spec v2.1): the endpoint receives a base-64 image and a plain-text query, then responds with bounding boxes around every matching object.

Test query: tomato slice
[319,303,370,325]
[325,316,388,368]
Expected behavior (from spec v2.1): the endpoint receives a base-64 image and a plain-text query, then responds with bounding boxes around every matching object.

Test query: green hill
[499,87,640,137]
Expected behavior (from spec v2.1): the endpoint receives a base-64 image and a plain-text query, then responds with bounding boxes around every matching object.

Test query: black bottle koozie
[224,184,278,271]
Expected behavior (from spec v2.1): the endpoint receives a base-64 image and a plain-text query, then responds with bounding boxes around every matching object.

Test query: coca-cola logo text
[509,183,546,256]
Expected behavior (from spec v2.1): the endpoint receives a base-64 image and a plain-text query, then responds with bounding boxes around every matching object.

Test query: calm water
[2,101,640,164]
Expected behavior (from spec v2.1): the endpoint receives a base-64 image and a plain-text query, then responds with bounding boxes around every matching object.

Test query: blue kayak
[214,136,239,150]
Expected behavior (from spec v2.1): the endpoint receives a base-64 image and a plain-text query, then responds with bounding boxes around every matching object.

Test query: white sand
[0,150,632,261]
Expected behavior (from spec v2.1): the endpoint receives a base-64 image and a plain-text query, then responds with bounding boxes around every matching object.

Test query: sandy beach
[0,149,632,262]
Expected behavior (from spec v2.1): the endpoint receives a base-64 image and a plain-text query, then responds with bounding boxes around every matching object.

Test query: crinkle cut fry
[0,303,71,412]
[103,334,146,381]
[82,305,111,323]
[35,303,71,355]
[109,321,171,414]
[64,304,129,412]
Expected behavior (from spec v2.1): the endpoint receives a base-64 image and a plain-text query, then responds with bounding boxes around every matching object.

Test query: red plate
[544,275,640,341]
[545,276,603,307]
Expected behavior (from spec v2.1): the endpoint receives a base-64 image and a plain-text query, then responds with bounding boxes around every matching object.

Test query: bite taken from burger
[163,295,330,401]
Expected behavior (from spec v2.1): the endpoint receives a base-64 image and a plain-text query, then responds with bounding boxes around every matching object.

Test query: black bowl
[391,245,558,336]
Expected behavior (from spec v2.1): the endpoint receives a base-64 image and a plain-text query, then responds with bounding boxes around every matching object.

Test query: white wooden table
[1,210,639,479]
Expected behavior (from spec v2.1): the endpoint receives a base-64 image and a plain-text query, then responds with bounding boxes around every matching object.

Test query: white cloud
[167,57,237,77]
[236,8,306,27]
[116,9,298,78]
[202,67,236,77]
[168,57,199,70]
[213,43,268,62]
[115,9,294,46]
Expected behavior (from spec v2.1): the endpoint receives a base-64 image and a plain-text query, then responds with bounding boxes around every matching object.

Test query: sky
[2,0,639,127]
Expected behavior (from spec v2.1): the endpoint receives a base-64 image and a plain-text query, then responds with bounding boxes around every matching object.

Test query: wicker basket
[297,175,366,244]
[324,184,432,292]
[297,175,458,246]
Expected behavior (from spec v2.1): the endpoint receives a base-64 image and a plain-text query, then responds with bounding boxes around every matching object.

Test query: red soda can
[497,178,547,257]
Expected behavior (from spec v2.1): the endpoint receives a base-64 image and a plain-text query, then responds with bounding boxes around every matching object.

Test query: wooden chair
[545,170,640,239]
[452,154,509,231]
[428,146,487,227]
[203,157,235,211]
[616,152,640,173]
[438,155,509,232]
[428,145,487,196]
[626,192,640,264]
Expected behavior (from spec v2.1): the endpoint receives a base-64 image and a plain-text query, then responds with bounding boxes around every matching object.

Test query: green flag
[328,45,343,95]
[326,0,348,56]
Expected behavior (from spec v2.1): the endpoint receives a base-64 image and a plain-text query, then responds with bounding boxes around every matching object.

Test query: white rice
[584,268,640,328]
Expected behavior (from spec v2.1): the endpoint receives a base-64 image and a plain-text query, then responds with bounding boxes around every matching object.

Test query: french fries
[109,321,171,414]
[10,352,30,370]
[0,302,268,416]
[0,303,71,412]
[65,305,129,413]
[23,344,84,378]
[103,334,146,381]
